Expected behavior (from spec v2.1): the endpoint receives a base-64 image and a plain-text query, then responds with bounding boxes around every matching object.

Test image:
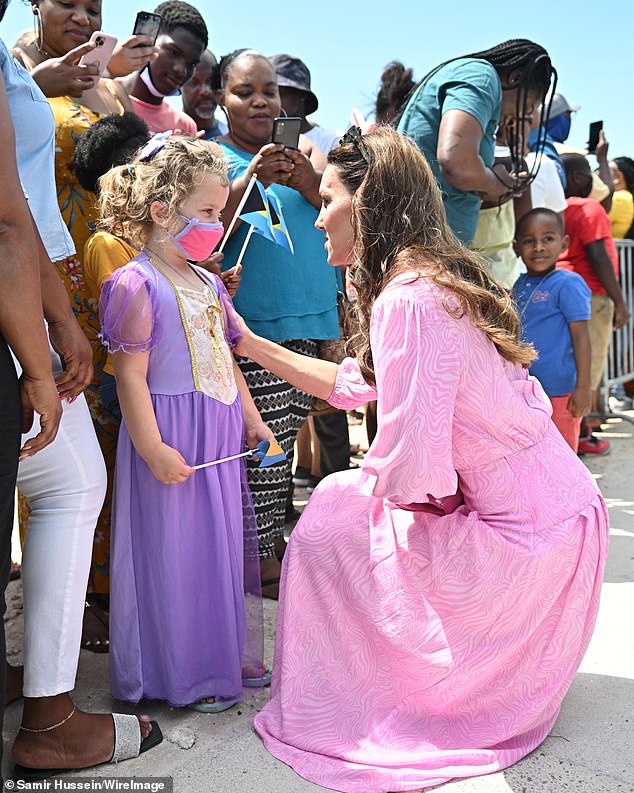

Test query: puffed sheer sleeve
[327,357,378,410]
[362,288,460,504]
[99,263,160,354]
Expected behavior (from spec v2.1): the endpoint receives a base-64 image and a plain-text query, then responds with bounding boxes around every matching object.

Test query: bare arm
[31,214,93,398]
[585,240,631,328]
[567,320,592,418]
[236,329,339,400]
[437,109,512,201]
[0,74,61,456]
[114,350,193,483]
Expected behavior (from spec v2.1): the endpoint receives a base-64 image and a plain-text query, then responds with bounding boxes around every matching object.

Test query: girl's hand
[107,35,159,78]
[146,442,194,484]
[246,143,295,188]
[30,42,99,98]
[284,148,319,195]
[567,387,592,419]
[245,420,276,453]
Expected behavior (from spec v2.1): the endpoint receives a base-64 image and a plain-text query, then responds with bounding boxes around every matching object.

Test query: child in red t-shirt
[558,153,631,454]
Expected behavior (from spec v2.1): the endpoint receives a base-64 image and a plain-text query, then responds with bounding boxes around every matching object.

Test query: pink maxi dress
[254,274,609,793]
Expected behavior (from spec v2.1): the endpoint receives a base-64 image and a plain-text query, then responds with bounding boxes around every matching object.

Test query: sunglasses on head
[339,125,371,165]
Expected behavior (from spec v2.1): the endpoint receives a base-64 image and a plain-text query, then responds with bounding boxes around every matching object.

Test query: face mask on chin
[139,64,181,98]
[169,215,224,262]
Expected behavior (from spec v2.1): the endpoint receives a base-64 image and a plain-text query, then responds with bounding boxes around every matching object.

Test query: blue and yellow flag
[252,440,286,467]
[266,191,294,254]
[238,179,276,244]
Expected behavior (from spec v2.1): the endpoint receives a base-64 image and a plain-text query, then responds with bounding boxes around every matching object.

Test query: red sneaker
[577,433,611,456]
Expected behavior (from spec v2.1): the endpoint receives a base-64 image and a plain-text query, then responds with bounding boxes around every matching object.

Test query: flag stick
[218,173,258,253]
[234,224,255,269]
[193,450,254,471]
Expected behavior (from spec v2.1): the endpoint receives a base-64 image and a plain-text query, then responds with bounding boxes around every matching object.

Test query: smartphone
[588,120,603,155]
[272,117,302,149]
[78,31,118,76]
[133,11,162,45]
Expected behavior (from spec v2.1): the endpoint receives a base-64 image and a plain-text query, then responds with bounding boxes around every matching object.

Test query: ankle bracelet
[20,705,76,733]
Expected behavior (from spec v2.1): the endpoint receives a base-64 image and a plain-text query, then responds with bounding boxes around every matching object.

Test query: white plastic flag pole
[193,450,253,471]
[234,224,255,269]
[218,173,257,252]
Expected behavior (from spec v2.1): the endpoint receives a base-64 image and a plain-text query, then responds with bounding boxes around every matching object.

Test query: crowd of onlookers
[0,0,632,781]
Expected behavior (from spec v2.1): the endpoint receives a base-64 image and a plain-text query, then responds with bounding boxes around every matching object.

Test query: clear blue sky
[3,0,632,162]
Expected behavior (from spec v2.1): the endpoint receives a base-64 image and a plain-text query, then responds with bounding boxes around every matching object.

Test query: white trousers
[16,351,106,697]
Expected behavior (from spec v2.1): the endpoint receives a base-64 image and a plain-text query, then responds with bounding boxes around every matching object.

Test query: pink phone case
[78,32,118,76]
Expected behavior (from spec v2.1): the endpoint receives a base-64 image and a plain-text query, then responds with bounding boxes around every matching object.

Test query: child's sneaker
[577,432,611,456]
[292,466,312,487]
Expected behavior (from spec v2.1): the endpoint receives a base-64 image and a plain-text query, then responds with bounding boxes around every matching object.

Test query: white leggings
[16,354,106,697]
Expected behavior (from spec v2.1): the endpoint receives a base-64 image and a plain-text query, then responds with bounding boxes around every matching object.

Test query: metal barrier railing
[600,239,634,425]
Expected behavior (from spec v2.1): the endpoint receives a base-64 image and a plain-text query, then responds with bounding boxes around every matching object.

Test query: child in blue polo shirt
[513,208,592,452]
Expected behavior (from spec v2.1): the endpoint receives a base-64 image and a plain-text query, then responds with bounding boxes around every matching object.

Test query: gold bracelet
[20,705,76,733]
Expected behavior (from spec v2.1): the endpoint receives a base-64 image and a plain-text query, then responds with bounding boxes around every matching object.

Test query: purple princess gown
[100,252,262,707]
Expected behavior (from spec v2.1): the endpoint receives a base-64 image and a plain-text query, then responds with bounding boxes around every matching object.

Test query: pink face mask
[170,216,224,261]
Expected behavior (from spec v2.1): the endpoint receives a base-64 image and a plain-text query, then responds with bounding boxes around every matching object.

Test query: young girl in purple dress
[98,137,272,712]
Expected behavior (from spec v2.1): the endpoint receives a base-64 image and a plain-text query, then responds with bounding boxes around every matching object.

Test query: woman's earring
[32,4,44,53]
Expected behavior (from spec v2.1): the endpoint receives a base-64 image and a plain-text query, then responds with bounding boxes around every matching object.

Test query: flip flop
[242,669,272,688]
[13,715,163,782]
[187,697,240,714]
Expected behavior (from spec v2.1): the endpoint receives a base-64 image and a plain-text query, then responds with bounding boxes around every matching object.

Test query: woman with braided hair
[395,38,556,245]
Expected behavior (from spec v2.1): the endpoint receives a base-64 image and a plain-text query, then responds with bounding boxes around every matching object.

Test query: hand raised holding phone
[30,40,100,98]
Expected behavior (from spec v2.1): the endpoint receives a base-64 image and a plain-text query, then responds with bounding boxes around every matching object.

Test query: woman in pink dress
[236,125,609,793]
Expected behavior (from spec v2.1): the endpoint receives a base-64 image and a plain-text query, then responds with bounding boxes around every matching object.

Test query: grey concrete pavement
[2,416,633,793]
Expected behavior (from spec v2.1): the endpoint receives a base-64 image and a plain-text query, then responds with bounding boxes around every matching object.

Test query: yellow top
[608,189,634,239]
[84,231,138,376]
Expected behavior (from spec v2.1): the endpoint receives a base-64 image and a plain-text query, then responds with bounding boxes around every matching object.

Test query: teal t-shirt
[397,58,502,245]
[217,141,339,343]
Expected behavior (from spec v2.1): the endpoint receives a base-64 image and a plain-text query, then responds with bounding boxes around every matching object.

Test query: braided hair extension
[391,39,556,192]
[614,157,634,239]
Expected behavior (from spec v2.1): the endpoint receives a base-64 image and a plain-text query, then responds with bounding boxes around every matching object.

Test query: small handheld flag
[252,439,286,467]
[266,191,294,254]
[239,180,276,244]
[192,440,286,471]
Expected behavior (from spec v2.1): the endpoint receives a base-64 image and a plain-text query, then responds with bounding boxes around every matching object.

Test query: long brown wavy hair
[327,125,535,386]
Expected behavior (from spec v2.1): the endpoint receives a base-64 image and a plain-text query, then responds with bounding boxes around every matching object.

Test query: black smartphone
[133,11,162,44]
[272,117,302,149]
[588,120,603,155]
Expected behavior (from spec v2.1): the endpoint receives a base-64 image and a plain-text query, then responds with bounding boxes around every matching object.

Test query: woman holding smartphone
[394,39,555,245]
[215,49,340,597]
[12,0,141,648]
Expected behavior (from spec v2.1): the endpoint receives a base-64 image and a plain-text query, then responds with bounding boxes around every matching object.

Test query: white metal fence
[601,239,634,424]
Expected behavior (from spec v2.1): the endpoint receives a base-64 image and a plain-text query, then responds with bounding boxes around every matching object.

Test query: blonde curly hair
[98,136,228,248]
